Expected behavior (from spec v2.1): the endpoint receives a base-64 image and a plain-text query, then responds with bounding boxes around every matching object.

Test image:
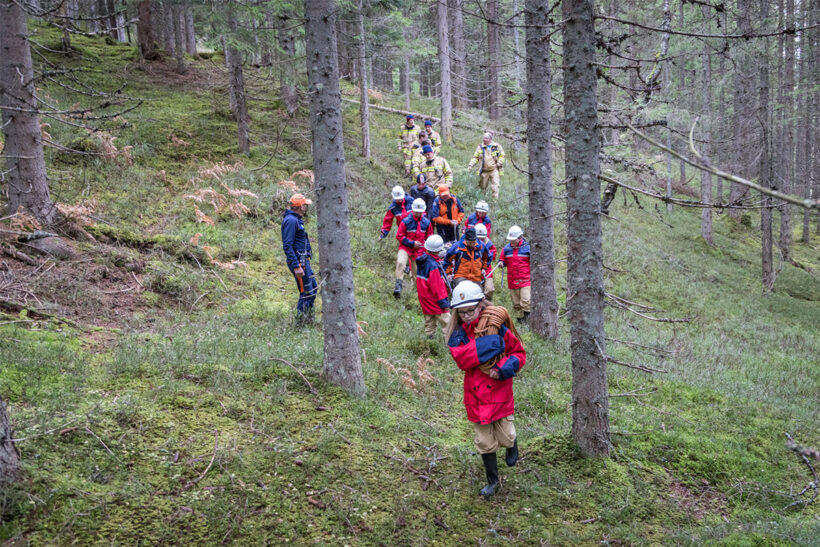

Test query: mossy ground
[1,24,819,545]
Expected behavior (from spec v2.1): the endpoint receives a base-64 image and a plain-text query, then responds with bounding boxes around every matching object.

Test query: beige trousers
[478,169,500,200]
[474,415,516,454]
[395,249,417,281]
[483,277,495,301]
[510,286,531,313]
[423,312,451,336]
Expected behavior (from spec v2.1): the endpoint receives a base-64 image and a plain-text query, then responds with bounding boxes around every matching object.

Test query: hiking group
[281,114,527,499]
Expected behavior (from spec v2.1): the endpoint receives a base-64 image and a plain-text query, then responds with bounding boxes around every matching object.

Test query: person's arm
[431,198,448,225]
[454,198,465,224]
[396,219,412,247]
[380,208,395,238]
[492,325,526,379]
[281,217,299,270]
[430,268,450,310]
[449,332,505,371]
[467,146,480,169]
[443,159,453,186]
[496,144,505,170]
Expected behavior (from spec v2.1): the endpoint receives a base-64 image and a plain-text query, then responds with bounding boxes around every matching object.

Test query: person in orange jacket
[445,227,491,285]
[431,185,464,244]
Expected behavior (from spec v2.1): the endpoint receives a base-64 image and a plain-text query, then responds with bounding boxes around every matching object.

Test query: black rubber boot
[518,311,529,325]
[505,439,519,467]
[393,279,403,298]
[479,453,499,498]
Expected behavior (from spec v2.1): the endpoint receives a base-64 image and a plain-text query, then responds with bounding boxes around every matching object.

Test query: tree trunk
[106,0,118,40]
[759,0,774,291]
[729,0,753,216]
[152,0,165,52]
[562,0,610,457]
[173,4,186,74]
[450,0,467,109]
[89,0,99,34]
[700,4,714,246]
[662,0,673,212]
[185,8,196,56]
[304,0,366,397]
[278,13,299,116]
[437,0,453,143]
[487,0,501,120]
[799,3,812,243]
[0,0,56,225]
[136,1,158,60]
[226,8,250,155]
[163,2,176,57]
[0,398,20,490]
[526,0,559,340]
[779,0,795,259]
[356,0,370,159]
[607,0,619,145]
[115,6,127,43]
[513,0,523,93]
[678,0,686,185]
[716,8,728,202]
[400,55,410,110]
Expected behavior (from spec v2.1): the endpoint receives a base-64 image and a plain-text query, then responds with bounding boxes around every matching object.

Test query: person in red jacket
[380,185,413,239]
[446,281,525,498]
[394,198,433,298]
[415,235,451,338]
[499,225,531,324]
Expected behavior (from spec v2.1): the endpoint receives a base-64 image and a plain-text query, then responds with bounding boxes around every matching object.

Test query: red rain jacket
[396,213,433,257]
[448,313,526,424]
[499,239,531,289]
[415,252,450,315]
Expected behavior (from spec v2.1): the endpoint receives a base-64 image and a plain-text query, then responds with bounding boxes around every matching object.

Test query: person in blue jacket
[282,193,317,323]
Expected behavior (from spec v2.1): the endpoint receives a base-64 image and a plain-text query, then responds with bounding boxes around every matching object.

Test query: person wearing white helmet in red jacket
[498,225,531,324]
[393,198,433,298]
[446,281,525,498]
[415,235,451,339]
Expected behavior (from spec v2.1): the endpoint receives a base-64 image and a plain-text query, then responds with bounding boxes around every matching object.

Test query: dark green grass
[1,24,818,545]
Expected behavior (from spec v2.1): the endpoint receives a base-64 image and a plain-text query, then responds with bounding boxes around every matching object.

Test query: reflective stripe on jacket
[414,156,453,187]
[399,124,421,150]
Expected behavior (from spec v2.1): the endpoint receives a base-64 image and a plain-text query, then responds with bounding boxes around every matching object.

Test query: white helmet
[506,225,523,240]
[450,280,485,309]
[475,223,488,238]
[392,185,405,200]
[424,234,444,253]
[475,200,489,213]
[411,198,427,213]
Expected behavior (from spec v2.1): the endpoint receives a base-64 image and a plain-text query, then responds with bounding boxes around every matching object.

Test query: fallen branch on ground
[784,433,819,510]
[268,357,318,395]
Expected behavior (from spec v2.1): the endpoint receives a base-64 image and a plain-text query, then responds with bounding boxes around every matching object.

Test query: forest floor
[1,26,819,546]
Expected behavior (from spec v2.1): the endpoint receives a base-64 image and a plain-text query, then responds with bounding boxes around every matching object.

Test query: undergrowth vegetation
[1,25,818,545]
